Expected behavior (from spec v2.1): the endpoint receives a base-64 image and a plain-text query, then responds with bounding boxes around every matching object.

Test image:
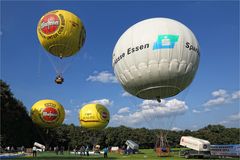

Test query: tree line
[1,80,239,149]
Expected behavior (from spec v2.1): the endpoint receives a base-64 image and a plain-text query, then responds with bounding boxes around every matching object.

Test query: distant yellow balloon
[79,103,110,130]
[31,99,65,128]
[37,10,86,57]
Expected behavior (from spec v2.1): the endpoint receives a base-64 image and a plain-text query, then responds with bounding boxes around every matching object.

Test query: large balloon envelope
[112,18,200,101]
[79,103,110,130]
[37,10,86,58]
[31,99,65,128]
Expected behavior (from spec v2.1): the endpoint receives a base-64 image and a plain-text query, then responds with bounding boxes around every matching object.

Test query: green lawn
[7,149,239,160]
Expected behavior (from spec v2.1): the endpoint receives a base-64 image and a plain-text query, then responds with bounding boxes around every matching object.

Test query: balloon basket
[155,133,171,157]
[155,147,171,157]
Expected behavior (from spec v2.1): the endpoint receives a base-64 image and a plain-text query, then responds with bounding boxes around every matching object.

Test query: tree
[0,80,41,147]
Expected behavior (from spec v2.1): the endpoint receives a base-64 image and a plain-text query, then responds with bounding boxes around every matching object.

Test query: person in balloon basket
[55,75,64,84]
[103,147,108,158]
[32,146,37,157]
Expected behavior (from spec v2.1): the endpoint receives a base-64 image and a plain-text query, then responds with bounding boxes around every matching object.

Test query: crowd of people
[1,144,110,158]
[53,146,65,155]
[1,144,137,159]
[73,145,109,158]
[1,146,25,153]
[73,145,90,156]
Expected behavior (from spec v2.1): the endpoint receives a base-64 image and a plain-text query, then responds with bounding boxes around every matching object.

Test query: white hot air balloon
[112,18,200,102]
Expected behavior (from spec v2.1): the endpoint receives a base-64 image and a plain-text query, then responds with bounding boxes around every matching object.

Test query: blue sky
[1,1,239,130]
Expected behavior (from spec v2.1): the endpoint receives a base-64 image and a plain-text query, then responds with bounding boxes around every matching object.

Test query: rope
[45,51,60,74]
[37,46,43,78]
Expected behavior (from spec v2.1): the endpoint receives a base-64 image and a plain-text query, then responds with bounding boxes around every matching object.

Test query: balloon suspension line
[37,48,43,78]
[61,56,76,74]
[45,52,60,74]
[60,27,77,75]
[165,116,176,138]
[127,96,155,129]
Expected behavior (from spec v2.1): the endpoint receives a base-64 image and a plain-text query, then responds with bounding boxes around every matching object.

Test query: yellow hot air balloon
[37,9,86,58]
[79,103,110,130]
[30,99,65,128]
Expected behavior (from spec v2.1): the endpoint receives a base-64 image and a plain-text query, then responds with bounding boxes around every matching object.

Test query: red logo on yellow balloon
[101,111,108,119]
[42,107,58,122]
[40,14,60,34]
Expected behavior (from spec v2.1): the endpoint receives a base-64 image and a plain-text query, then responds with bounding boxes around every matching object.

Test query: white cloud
[229,112,240,121]
[171,127,182,131]
[112,99,188,127]
[192,109,201,113]
[219,120,228,125]
[203,89,239,107]
[86,71,117,83]
[70,99,74,104]
[219,112,240,126]
[63,118,68,123]
[203,97,227,107]
[118,107,130,114]
[64,109,72,123]
[122,92,132,97]
[212,89,227,97]
[204,108,211,112]
[192,107,211,114]
[82,51,93,60]
[192,125,198,129]
[232,90,240,100]
[65,109,71,116]
[69,99,80,105]
[89,98,113,107]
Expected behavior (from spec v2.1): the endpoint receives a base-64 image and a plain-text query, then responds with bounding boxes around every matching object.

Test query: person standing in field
[60,146,64,155]
[32,146,37,157]
[85,145,89,156]
[103,147,108,158]
[55,146,59,155]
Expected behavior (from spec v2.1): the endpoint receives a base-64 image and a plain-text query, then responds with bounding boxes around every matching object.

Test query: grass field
[6,149,239,160]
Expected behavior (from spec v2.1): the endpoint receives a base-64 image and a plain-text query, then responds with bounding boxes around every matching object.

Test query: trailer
[34,142,45,152]
[210,144,240,158]
[125,140,139,154]
[179,136,211,159]
[125,140,139,150]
